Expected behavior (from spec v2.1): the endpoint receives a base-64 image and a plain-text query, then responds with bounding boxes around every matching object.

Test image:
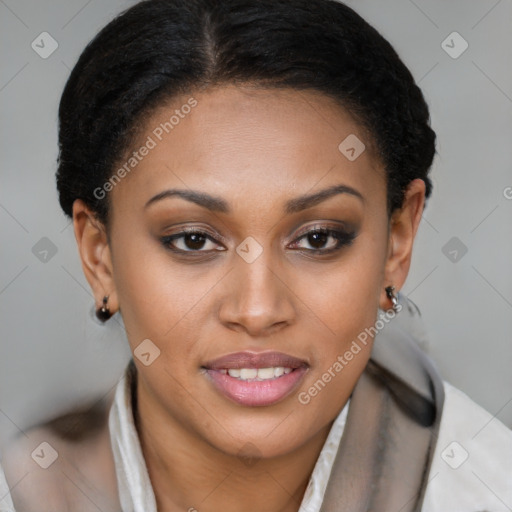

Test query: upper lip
[203,351,309,370]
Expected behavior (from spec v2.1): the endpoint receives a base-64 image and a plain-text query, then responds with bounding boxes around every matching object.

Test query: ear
[379,179,425,310]
[72,199,118,315]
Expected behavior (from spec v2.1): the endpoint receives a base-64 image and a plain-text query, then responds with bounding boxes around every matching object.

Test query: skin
[72,84,425,512]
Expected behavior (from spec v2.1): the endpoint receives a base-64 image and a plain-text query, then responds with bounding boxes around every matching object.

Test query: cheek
[291,230,387,414]
[111,247,217,428]
[113,250,211,356]
[294,227,387,343]
[109,230,190,347]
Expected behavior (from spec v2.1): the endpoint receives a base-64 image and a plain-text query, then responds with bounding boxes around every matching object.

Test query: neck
[133,371,333,512]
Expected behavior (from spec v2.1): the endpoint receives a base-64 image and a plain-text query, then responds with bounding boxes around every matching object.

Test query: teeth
[240,368,258,380]
[274,367,284,377]
[226,367,293,381]
[257,367,275,379]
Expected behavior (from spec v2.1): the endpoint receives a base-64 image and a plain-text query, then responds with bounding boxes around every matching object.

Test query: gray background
[1,0,511,450]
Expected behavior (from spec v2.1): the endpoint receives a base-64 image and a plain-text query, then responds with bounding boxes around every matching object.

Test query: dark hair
[56,0,436,227]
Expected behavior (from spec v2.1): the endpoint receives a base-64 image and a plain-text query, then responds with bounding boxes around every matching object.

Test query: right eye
[160,229,225,253]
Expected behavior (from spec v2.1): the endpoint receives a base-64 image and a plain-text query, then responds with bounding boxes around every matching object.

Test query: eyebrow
[144,183,364,214]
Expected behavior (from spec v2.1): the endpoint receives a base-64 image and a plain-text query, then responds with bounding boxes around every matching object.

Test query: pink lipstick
[203,351,309,407]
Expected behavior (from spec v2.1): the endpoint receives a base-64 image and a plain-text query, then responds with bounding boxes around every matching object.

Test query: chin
[196,405,319,460]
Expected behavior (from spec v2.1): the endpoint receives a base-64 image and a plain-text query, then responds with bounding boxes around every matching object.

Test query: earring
[96,295,112,321]
[385,286,400,313]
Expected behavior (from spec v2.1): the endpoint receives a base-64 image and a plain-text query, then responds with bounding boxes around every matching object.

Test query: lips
[204,351,308,370]
[202,351,309,407]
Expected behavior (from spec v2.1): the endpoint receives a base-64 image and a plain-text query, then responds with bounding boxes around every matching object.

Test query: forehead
[109,84,386,217]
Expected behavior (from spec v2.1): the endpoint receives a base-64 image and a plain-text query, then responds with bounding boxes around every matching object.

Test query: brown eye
[161,230,224,253]
[291,227,356,254]
[304,230,331,250]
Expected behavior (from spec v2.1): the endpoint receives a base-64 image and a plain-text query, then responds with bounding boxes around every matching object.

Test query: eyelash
[160,225,357,257]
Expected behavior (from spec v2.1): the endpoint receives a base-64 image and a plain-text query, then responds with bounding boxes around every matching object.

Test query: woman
[1,0,510,510]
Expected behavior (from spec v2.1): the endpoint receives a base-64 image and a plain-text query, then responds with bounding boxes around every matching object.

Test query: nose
[218,251,297,338]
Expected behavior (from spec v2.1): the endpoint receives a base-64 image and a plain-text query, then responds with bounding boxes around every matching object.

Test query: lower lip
[205,367,308,407]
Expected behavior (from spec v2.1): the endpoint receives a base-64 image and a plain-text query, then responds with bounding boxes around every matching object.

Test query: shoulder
[0,460,15,512]
[1,423,74,512]
[422,380,512,511]
[1,399,121,512]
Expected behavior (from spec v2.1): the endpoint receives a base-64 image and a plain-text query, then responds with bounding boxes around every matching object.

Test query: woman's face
[77,85,421,459]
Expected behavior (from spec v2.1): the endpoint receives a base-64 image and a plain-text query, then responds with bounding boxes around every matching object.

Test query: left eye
[290,227,355,252]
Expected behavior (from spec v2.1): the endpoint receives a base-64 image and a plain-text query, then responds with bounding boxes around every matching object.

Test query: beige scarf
[320,319,445,511]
